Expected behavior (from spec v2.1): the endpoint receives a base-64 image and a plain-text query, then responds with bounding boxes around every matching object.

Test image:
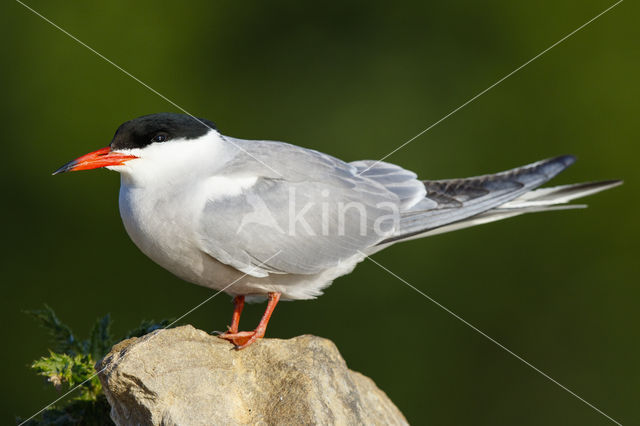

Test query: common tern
[54,113,621,348]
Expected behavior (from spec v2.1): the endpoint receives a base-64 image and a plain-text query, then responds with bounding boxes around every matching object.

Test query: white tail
[401,180,622,241]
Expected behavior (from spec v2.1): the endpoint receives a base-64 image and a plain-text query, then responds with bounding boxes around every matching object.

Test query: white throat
[108,130,236,188]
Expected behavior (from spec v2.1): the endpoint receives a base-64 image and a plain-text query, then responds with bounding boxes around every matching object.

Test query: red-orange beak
[53,147,138,175]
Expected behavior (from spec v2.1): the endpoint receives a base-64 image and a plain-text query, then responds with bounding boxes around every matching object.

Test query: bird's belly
[118,184,230,287]
[117,183,363,299]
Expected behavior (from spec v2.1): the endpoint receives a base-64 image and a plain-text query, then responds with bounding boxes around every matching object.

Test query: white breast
[118,182,207,283]
[114,130,242,287]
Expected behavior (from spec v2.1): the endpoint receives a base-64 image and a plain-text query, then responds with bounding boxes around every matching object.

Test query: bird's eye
[151,133,169,143]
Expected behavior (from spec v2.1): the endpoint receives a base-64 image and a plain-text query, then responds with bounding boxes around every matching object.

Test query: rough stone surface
[97,325,407,425]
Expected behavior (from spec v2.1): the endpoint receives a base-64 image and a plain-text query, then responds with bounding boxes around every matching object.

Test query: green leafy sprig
[18,305,173,425]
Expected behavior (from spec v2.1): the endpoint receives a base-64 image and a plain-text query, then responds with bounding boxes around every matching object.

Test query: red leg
[226,295,244,334]
[219,292,281,349]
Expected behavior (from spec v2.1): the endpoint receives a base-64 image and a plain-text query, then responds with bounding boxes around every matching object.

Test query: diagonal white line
[19,251,282,425]
[357,0,623,176]
[361,252,622,425]
[14,0,283,178]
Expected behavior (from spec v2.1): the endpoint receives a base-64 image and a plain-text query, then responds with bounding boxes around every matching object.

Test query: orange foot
[219,329,265,349]
[218,292,281,350]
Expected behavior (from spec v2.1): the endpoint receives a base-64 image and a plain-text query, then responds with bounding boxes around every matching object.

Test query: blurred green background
[1,0,637,424]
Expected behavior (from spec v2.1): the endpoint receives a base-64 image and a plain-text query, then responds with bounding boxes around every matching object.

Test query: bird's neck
[118,132,238,189]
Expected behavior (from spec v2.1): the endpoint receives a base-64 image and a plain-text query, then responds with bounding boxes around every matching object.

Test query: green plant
[18,305,173,425]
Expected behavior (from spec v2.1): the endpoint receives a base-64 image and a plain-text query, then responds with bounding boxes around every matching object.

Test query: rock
[97,325,407,425]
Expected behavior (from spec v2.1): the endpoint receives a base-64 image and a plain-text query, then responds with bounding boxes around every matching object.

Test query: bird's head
[53,113,218,178]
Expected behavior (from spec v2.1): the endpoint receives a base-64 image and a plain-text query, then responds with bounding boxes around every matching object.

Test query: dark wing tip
[546,154,576,168]
[558,154,576,164]
[534,154,576,180]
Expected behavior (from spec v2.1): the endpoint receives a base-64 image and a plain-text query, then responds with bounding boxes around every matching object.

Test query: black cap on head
[110,113,217,150]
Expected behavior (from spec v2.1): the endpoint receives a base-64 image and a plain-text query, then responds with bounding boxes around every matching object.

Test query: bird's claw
[218,330,262,349]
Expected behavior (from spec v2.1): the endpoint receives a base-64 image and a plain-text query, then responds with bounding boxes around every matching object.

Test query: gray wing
[380,155,577,243]
[198,137,578,274]
[387,180,622,243]
[350,160,427,209]
[197,139,404,277]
